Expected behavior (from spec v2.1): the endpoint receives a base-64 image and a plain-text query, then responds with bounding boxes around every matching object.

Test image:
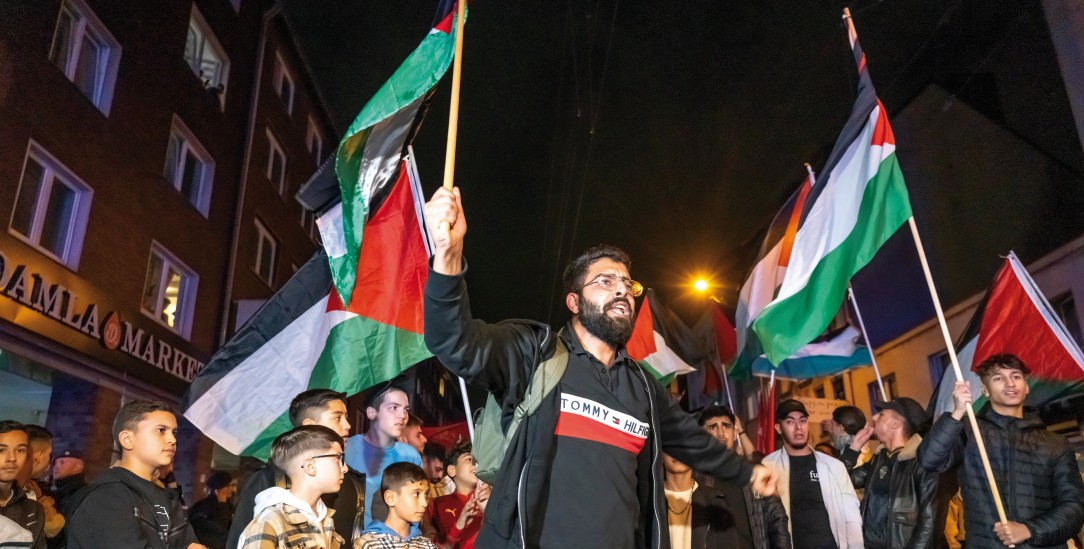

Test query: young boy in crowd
[229,389,356,549]
[0,420,46,548]
[240,425,347,549]
[426,443,489,549]
[66,401,206,549]
[355,462,436,549]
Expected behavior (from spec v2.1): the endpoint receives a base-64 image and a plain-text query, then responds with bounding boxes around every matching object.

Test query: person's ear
[446,464,457,479]
[301,418,316,426]
[774,424,782,436]
[367,407,378,421]
[119,430,136,451]
[566,293,580,315]
[980,383,990,398]
[384,489,397,508]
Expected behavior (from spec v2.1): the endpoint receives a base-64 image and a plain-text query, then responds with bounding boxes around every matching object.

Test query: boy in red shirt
[425,443,490,549]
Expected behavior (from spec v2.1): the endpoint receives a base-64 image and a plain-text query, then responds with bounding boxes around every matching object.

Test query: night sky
[282,0,1084,347]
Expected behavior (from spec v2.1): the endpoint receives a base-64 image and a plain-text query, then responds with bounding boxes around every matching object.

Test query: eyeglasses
[580,273,644,297]
[303,453,346,468]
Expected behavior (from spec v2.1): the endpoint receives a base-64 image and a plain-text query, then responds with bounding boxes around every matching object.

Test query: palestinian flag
[184,159,433,459]
[929,252,1084,417]
[686,305,737,410]
[751,20,912,365]
[626,289,704,383]
[320,0,463,306]
[750,325,871,381]
[731,174,813,380]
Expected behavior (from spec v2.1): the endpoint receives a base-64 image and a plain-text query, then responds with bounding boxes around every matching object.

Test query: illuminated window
[273,52,295,115]
[306,117,323,165]
[183,6,229,108]
[10,142,93,269]
[266,129,286,194]
[253,219,277,286]
[48,0,121,115]
[163,115,214,216]
[141,244,197,338]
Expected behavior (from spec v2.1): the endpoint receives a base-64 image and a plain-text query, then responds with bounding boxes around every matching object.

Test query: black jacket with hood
[0,483,45,549]
[917,404,1084,548]
[65,467,198,549]
[423,264,754,549]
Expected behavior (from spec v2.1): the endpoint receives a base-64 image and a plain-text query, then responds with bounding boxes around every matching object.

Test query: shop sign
[0,250,204,382]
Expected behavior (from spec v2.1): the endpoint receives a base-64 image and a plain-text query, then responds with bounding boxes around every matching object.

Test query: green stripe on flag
[753,154,911,365]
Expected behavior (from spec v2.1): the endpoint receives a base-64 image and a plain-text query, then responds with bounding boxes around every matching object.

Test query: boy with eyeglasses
[240,425,347,549]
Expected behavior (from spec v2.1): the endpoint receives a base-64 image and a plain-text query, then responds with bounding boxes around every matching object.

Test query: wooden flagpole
[843,9,1009,530]
[846,284,887,402]
[439,0,475,443]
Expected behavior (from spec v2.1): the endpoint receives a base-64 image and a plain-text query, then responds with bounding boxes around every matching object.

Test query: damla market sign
[0,251,205,382]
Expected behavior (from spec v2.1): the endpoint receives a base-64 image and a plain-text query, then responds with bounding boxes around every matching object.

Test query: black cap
[775,399,809,422]
[53,448,85,462]
[879,397,927,433]
[364,375,415,409]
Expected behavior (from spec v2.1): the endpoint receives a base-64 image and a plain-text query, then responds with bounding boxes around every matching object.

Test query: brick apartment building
[0,0,336,498]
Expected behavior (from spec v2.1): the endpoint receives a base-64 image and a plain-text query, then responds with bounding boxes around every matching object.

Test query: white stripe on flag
[317,204,347,260]
[184,296,356,454]
[645,331,697,376]
[775,104,896,304]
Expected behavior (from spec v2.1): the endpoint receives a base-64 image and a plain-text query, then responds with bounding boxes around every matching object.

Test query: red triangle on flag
[345,163,429,335]
[626,294,657,361]
[973,254,1084,382]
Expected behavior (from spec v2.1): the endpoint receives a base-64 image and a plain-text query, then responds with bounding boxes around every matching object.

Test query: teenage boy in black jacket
[66,400,205,549]
[423,187,778,549]
[0,421,45,549]
[918,354,1084,548]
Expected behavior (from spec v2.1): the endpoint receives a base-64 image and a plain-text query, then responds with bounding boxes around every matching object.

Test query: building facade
[0,0,334,499]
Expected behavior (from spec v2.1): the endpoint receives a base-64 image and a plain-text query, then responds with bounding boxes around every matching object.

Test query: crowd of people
[1,186,1083,548]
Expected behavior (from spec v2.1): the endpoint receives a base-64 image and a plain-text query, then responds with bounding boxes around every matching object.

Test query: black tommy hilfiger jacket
[423,263,753,549]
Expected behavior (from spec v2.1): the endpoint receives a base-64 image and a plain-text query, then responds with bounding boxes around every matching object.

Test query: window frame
[140,243,198,339]
[9,141,94,270]
[184,5,230,110]
[306,117,323,165]
[48,0,122,115]
[163,115,215,217]
[273,52,296,115]
[265,128,287,195]
[253,218,277,287]
[868,373,898,412]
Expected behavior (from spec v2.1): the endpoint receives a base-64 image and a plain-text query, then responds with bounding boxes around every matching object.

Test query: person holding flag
[919,354,1084,548]
[422,187,777,549]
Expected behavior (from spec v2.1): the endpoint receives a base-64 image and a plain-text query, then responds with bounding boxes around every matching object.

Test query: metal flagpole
[847,284,887,402]
[458,376,475,443]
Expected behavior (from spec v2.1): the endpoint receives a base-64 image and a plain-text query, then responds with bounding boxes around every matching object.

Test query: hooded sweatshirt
[239,487,342,549]
[355,520,435,549]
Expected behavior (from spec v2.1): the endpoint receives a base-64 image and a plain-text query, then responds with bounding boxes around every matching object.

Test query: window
[814,387,825,399]
[868,373,897,412]
[48,0,121,115]
[1052,293,1083,349]
[831,375,846,400]
[266,129,286,194]
[183,6,229,107]
[306,117,323,165]
[141,244,197,338]
[928,350,951,386]
[10,142,93,269]
[163,116,214,216]
[273,52,295,115]
[253,219,277,286]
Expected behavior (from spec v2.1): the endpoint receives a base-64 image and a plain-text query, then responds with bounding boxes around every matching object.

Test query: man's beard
[832,433,854,453]
[578,294,634,348]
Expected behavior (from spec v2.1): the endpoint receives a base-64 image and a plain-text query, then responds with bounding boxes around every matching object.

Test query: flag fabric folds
[626,289,704,383]
[749,22,913,366]
[321,0,463,306]
[929,252,1084,417]
[184,159,433,459]
[750,325,871,381]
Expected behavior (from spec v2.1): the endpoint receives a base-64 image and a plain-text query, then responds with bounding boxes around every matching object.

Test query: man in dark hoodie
[918,354,1084,548]
[65,400,206,549]
[0,420,45,548]
[423,187,778,549]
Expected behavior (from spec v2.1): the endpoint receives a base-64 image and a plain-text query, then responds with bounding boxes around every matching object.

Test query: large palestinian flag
[321,0,462,306]
[626,289,704,383]
[184,160,432,459]
[751,20,912,365]
[929,252,1084,417]
[751,325,871,381]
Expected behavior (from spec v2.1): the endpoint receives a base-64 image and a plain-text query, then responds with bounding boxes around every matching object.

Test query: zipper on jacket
[636,366,664,549]
[517,325,551,548]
